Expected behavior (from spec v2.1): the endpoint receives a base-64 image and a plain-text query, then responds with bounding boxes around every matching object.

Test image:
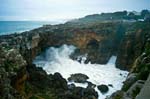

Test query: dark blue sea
[0,21,61,35]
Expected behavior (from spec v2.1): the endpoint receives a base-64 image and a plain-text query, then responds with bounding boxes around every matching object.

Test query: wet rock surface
[68,73,89,83]
[0,45,99,99]
[65,87,98,99]
[97,84,109,94]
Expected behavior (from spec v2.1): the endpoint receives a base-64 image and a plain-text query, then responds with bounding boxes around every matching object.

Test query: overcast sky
[0,0,150,21]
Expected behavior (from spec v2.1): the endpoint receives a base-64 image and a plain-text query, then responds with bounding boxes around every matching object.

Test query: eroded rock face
[0,22,122,99]
[0,47,27,99]
[125,80,144,98]
[116,29,146,70]
[27,64,98,99]
[136,74,150,99]
[108,80,144,99]
[0,22,123,65]
[108,32,150,99]
[86,39,114,64]
[0,47,99,99]
[0,20,150,99]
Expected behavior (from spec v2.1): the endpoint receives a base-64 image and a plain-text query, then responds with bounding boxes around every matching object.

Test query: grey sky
[0,0,150,21]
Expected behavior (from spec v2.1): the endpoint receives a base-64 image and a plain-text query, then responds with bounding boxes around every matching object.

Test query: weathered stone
[87,81,96,89]
[122,73,138,91]
[107,90,125,99]
[116,29,145,70]
[136,75,150,99]
[68,73,89,83]
[125,80,144,98]
[97,84,109,93]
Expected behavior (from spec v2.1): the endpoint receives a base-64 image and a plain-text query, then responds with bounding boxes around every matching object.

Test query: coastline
[0,21,67,36]
[0,13,150,99]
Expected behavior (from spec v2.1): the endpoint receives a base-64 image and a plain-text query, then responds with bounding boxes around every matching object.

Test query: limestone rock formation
[0,14,150,99]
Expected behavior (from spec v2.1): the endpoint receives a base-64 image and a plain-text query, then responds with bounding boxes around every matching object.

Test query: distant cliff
[67,10,150,25]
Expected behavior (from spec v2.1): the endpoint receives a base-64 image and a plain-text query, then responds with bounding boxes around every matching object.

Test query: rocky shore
[108,32,150,99]
[0,12,150,99]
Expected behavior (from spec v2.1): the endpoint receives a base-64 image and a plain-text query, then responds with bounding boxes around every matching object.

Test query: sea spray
[33,44,128,99]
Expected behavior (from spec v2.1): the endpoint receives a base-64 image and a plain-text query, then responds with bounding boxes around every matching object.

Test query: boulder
[83,87,98,99]
[65,87,98,99]
[97,84,109,93]
[68,73,89,83]
[52,72,68,89]
[108,84,113,87]
[68,84,76,89]
[87,81,96,89]
[28,64,68,90]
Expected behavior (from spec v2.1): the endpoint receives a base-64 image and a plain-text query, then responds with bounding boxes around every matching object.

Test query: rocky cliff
[116,22,150,70]
[0,46,99,99]
[0,16,150,99]
[1,21,148,69]
[0,21,126,65]
[108,23,150,99]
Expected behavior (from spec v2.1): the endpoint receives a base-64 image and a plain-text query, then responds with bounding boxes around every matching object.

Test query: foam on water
[33,44,128,99]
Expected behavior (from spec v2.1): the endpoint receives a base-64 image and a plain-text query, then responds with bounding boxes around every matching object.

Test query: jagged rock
[141,56,150,64]
[0,15,150,99]
[97,84,109,93]
[0,47,27,99]
[31,33,40,49]
[52,72,68,89]
[27,64,68,90]
[122,73,138,91]
[108,84,113,87]
[83,87,98,99]
[87,39,114,64]
[107,90,125,99]
[136,75,150,99]
[68,73,89,83]
[68,84,76,89]
[64,87,98,99]
[87,81,96,89]
[27,64,48,89]
[125,80,144,98]
[116,29,145,70]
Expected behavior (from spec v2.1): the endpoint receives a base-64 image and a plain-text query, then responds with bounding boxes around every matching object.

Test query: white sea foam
[33,44,128,99]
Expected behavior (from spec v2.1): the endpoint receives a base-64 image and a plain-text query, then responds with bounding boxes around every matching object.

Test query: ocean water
[33,44,128,99]
[0,21,64,35]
